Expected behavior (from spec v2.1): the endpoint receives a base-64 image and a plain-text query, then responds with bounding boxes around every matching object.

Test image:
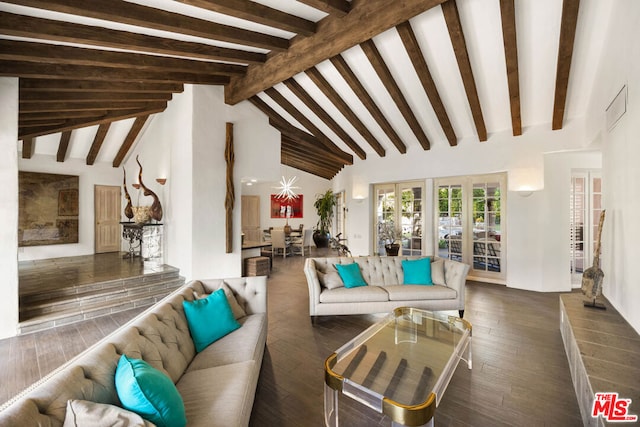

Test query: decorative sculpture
[225,122,234,253]
[136,155,163,222]
[581,210,606,309]
[122,167,134,220]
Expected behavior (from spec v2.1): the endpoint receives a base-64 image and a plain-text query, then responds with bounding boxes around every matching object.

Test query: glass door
[437,184,464,262]
[570,171,602,286]
[374,181,424,256]
[399,183,423,256]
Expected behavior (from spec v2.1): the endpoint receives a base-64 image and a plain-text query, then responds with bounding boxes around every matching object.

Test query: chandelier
[274,175,300,200]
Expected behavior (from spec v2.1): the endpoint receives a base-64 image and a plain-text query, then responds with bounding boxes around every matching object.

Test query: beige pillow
[318,270,344,290]
[431,258,446,286]
[192,282,246,319]
[63,400,156,427]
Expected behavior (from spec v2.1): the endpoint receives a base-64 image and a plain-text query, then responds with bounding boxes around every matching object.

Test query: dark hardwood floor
[1,251,583,426]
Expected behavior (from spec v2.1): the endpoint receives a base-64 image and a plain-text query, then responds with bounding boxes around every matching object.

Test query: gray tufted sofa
[0,277,267,427]
[304,256,470,319]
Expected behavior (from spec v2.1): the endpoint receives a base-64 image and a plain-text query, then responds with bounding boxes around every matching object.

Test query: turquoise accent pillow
[402,257,433,285]
[115,355,187,427]
[183,288,241,352]
[335,263,367,288]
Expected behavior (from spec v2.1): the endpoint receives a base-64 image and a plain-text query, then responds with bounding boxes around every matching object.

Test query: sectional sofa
[304,255,470,319]
[0,277,267,427]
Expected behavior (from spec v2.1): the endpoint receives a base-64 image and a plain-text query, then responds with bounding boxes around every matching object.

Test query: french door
[570,171,602,287]
[435,173,506,282]
[373,181,424,256]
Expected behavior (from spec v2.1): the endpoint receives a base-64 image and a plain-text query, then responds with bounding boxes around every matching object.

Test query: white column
[0,78,20,339]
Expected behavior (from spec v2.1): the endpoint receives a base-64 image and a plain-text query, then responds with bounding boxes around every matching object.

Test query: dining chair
[291,229,313,256]
[271,229,291,258]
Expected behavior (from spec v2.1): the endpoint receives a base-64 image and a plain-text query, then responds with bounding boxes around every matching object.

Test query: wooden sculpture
[225,122,234,253]
[581,210,606,309]
[122,167,134,220]
[136,155,163,222]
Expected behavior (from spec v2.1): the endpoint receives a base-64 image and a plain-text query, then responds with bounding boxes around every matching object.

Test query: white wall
[333,119,600,292]
[585,0,640,333]
[0,78,19,339]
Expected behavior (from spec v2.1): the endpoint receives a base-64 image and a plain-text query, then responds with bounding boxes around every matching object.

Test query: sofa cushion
[115,355,187,427]
[183,288,241,352]
[335,263,367,288]
[402,258,432,285]
[186,313,267,372]
[177,360,258,427]
[431,258,446,286]
[319,286,389,303]
[193,282,246,320]
[318,270,344,290]
[384,284,457,301]
[63,399,156,427]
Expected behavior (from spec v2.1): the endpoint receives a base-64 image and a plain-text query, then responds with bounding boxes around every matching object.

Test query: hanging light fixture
[274,154,300,200]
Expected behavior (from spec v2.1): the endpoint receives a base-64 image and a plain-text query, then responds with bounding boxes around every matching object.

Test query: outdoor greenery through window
[374,182,423,256]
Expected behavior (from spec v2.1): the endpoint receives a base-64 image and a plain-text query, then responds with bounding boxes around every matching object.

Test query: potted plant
[313,189,336,248]
[379,221,401,256]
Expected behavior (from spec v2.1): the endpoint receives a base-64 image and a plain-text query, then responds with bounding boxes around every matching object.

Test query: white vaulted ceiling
[1,0,611,178]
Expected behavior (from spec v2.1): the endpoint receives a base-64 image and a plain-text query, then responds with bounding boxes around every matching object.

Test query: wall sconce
[156,178,167,185]
[352,195,367,204]
[509,167,544,197]
[352,176,369,202]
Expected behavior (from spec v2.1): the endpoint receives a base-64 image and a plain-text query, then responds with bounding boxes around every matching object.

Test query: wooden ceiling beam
[552,0,580,130]
[280,136,344,169]
[21,137,34,159]
[263,87,353,164]
[4,0,289,52]
[20,111,105,121]
[86,123,110,166]
[173,0,317,36]
[360,39,431,150]
[330,55,406,154]
[296,0,351,17]
[499,0,522,136]
[304,67,385,157]
[1,61,230,85]
[20,79,184,94]
[281,138,340,179]
[225,0,447,104]
[20,91,173,103]
[57,130,71,162]
[442,0,488,141]
[112,115,151,167]
[282,156,337,180]
[20,101,164,113]
[1,40,247,76]
[19,105,166,140]
[20,120,67,129]
[0,12,265,65]
[282,78,367,160]
[397,21,457,146]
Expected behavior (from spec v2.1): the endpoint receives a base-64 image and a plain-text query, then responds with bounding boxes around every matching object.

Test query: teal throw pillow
[115,355,187,427]
[183,288,241,352]
[402,258,433,285]
[335,263,367,288]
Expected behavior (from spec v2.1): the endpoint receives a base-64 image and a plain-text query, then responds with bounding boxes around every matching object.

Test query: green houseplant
[313,189,336,248]
[378,221,402,256]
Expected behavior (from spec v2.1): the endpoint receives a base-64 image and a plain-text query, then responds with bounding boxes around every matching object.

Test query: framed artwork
[270,194,303,219]
[19,172,80,247]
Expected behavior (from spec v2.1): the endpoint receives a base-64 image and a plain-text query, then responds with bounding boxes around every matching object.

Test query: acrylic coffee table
[324,307,472,427]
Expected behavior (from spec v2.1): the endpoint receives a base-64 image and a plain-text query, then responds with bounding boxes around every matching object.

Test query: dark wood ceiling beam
[282,78,367,160]
[20,91,173,103]
[360,39,431,150]
[0,12,266,65]
[499,0,522,136]
[86,123,110,166]
[225,0,447,104]
[57,131,71,162]
[281,154,336,180]
[173,0,317,36]
[20,79,184,94]
[19,105,166,140]
[20,101,164,113]
[280,134,344,169]
[0,40,247,76]
[20,120,67,129]
[248,96,351,166]
[1,61,230,85]
[263,87,353,164]
[282,137,341,179]
[20,111,105,121]
[21,138,34,159]
[552,0,580,130]
[112,115,151,167]
[397,21,457,146]
[304,67,386,157]
[329,55,407,154]
[4,0,289,52]
[442,0,488,141]
[296,0,351,17]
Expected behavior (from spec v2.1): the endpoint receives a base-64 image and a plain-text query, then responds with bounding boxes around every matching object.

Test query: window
[570,171,602,286]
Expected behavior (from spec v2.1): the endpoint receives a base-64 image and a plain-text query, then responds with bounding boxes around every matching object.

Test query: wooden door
[95,185,121,253]
[241,195,261,242]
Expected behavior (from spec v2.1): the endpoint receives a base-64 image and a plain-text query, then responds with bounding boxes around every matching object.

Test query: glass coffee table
[324,307,472,427]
